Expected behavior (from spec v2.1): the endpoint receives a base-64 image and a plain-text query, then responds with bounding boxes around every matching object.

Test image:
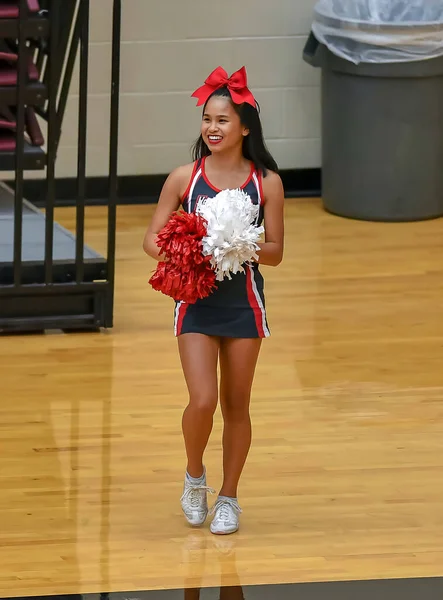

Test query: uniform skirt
[174,264,270,339]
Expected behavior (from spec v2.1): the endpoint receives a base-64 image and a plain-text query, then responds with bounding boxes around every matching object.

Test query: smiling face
[201,95,249,154]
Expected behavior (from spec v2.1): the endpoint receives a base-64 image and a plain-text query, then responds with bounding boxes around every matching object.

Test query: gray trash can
[304,1,443,222]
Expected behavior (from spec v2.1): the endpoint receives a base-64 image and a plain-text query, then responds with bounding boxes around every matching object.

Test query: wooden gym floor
[1,199,443,598]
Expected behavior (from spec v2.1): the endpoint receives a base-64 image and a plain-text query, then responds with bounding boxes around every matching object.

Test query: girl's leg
[218,337,262,498]
[178,333,220,478]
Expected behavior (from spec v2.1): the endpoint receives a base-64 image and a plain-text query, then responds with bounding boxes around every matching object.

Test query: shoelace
[181,485,215,508]
[209,498,242,520]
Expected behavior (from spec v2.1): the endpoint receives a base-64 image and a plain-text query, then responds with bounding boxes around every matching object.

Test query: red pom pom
[149,211,216,303]
[149,259,216,304]
[156,211,208,264]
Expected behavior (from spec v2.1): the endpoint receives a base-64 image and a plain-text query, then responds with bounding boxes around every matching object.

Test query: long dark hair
[191,87,278,177]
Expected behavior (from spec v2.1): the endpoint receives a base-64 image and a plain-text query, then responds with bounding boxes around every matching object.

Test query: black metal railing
[44,0,58,285]
[0,0,121,332]
[13,0,27,286]
[107,0,121,322]
[76,0,88,285]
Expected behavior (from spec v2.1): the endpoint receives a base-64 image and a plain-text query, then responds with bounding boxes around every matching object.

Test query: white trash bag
[312,0,443,64]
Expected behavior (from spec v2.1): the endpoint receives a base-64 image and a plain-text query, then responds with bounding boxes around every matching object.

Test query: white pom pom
[196,189,264,281]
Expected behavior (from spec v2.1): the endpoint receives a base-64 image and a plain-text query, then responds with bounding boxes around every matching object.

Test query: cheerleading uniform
[174,156,270,339]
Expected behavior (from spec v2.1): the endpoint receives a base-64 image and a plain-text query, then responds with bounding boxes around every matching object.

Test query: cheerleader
[143,66,284,534]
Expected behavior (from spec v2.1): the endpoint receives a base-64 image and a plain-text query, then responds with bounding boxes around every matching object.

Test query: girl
[143,66,284,535]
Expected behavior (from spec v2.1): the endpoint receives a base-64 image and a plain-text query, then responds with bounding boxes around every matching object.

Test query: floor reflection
[181,531,244,598]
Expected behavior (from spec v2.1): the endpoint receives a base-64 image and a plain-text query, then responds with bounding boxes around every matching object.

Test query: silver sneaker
[181,477,215,527]
[209,497,242,535]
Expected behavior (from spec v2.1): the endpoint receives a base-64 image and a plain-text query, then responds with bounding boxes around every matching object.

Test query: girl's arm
[256,171,285,267]
[142,164,193,261]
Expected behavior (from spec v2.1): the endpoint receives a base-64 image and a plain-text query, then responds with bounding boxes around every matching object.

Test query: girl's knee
[188,393,217,417]
[221,395,250,422]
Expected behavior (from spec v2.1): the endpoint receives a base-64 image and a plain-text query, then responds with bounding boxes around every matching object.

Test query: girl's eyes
[203,118,227,123]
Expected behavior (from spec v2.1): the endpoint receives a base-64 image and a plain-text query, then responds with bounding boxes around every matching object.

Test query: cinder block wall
[53,0,321,178]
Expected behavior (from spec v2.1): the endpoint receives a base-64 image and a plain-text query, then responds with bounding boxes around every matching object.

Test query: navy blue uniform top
[174,156,270,338]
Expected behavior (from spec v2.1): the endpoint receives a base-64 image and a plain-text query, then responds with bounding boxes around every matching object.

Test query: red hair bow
[192,66,256,108]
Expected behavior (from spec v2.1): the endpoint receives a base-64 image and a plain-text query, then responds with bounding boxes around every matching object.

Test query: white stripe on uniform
[187,168,202,213]
[174,302,183,336]
[252,172,262,204]
[248,265,270,338]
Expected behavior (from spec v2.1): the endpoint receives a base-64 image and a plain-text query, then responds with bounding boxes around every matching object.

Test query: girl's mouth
[207,135,223,145]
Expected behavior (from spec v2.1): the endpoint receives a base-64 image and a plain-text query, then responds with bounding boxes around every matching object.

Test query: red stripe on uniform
[258,170,265,205]
[245,268,265,338]
[176,303,189,336]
